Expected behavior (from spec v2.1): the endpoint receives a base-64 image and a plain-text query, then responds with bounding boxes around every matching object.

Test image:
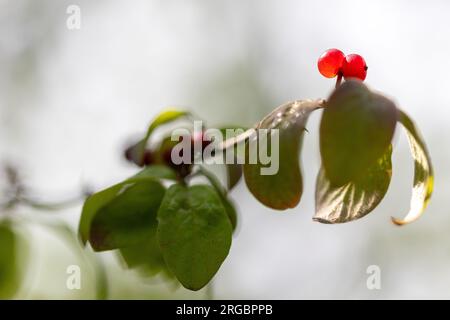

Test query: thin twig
[335,72,343,88]
[19,194,86,211]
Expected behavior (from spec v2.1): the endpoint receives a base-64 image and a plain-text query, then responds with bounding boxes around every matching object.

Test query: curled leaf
[314,145,392,223]
[320,80,397,186]
[391,110,434,225]
[244,99,324,210]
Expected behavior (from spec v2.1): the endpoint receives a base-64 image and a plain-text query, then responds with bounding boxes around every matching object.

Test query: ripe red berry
[341,54,368,80]
[317,49,345,78]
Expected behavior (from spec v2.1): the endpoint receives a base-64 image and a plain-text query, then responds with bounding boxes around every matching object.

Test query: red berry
[342,54,367,80]
[317,49,345,78]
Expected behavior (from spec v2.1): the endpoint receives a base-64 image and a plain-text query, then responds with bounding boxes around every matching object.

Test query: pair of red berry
[318,49,367,81]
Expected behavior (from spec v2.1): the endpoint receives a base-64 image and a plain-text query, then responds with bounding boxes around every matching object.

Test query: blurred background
[0,0,449,299]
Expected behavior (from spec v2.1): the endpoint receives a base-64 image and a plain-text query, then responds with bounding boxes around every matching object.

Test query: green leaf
[79,166,173,246]
[119,233,175,280]
[157,184,232,290]
[244,99,323,210]
[0,222,20,299]
[320,80,397,186]
[79,184,124,245]
[314,145,392,223]
[135,109,191,163]
[145,109,191,140]
[130,165,177,181]
[89,180,165,251]
[198,166,238,231]
[391,110,434,225]
[119,232,163,274]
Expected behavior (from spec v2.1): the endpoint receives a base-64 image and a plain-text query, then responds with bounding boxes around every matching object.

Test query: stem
[215,128,255,153]
[193,99,326,160]
[335,72,343,88]
[197,166,227,196]
[193,99,325,168]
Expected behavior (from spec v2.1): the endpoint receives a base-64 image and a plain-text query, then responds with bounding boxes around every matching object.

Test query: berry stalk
[335,72,343,88]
